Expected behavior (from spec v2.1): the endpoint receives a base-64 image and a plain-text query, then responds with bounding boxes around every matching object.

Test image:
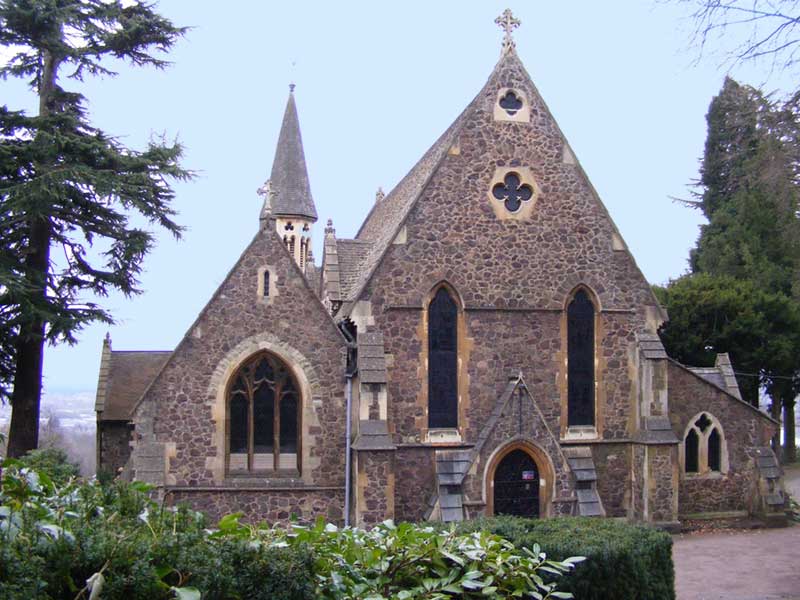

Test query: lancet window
[567,289,596,427]
[428,287,458,429]
[683,412,726,475]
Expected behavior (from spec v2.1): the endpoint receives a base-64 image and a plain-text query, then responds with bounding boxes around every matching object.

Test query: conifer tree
[691,77,800,295]
[662,77,800,460]
[0,0,191,457]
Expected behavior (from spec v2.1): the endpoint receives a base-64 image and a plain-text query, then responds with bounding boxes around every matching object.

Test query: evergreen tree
[691,77,800,295]
[666,77,800,460]
[0,0,191,457]
[655,275,800,407]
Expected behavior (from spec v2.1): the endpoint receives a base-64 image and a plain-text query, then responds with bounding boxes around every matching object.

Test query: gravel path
[672,465,800,600]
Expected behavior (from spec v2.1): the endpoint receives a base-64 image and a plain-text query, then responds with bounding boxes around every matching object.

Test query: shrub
[456,516,675,600]
[0,462,580,599]
[0,464,315,599]
[18,447,80,486]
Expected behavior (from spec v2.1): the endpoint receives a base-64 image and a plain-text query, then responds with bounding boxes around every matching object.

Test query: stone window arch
[682,412,728,476]
[227,351,301,474]
[485,440,554,518]
[566,287,597,428]
[428,285,459,429]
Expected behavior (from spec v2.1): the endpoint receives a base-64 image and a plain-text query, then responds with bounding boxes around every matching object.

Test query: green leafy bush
[18,447,80,486]
[0,463,315,599]
[0,460,580,599]
[456,516,675,600]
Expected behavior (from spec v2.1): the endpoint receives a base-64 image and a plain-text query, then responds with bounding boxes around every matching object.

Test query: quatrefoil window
[499,90,523,116]
[492,172,533,212]
[694,413,712,432]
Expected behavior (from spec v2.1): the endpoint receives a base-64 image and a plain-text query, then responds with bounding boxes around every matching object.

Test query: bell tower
[258,84,318,270]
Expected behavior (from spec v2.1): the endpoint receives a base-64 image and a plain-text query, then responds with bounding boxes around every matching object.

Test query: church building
[95,12,787,527]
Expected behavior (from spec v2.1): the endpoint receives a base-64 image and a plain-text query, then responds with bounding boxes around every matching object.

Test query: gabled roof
[269,90,318,221]
[341,48,667,321]
[96,349,170,421]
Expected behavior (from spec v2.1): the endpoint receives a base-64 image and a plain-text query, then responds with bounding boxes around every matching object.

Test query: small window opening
[685,429,699,473]
[708,428,721,472]
[492,172,534,213]
[284,222,294,231]
[695,413,712,432]
[287,235,295,256]
[262,270,270,297]
[499,90,523,116]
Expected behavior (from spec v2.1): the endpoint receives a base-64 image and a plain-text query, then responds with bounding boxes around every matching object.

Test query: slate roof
[336,239,372,300]
[336,57,486,312]
[269,91,318,221]
[97,351,170,421]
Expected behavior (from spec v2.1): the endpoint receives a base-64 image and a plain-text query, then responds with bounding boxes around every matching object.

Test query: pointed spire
[268,86,318,221]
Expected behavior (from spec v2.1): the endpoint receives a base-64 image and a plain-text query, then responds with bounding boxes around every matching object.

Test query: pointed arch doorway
[486,441,553,518]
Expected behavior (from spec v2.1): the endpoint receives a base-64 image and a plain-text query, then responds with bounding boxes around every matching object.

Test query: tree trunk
[770,398,782,459]
[6,48,58,458]
[6,319,47,457]
[783,396,796,464]
[7,216,51,458]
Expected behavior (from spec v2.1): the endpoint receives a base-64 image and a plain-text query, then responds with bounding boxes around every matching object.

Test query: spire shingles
[268,90,318,221]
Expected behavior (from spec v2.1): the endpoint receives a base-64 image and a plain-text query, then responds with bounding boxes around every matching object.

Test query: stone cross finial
[325,218,336,235]
[375,186,385,203]
[257,179,274,224]
[495,9,520,54]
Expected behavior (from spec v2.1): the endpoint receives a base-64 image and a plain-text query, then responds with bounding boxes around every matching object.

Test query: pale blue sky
[3,2,796,394]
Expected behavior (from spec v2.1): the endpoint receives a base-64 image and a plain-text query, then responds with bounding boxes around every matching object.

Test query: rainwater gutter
[338,321,358,527]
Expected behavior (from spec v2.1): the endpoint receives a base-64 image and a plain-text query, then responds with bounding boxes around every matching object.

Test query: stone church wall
[132,228,348,521]
[354,55,663,514]
[166,488,345,525]
[590,443,630,518]
[97,422,132,477]
[668,362,776,516]
[394,447,436,522]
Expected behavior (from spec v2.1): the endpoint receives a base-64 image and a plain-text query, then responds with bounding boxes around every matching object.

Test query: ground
[672,464,800,600]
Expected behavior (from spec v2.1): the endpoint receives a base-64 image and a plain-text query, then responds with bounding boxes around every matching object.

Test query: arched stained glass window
[708,428,721,472]
[685,429,699,473]
[227,352,300,473]
[567,290,595,427]
[428,287,458,429]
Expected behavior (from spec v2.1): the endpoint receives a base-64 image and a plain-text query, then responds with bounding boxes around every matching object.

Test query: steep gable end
[346,49,666,322]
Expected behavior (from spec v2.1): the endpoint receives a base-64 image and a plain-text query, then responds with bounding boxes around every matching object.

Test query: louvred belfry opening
[567,290,595,426]
[428,287,458,428]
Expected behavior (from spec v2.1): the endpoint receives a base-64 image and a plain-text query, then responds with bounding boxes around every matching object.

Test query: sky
[2,1,797,397]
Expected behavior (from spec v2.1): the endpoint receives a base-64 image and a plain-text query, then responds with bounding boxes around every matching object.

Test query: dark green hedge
[0,483,315,600]
[456,516,675,600]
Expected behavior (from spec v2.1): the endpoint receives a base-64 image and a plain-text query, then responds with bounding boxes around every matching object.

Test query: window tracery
[228,352,299,473]
[683,412,727,476]
[492,172,534,213]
